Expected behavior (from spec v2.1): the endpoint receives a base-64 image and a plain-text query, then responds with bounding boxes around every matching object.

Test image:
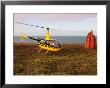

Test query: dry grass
[14,43,97,75]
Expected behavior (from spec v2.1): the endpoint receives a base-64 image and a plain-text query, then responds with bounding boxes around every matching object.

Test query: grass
[14,43,97,75]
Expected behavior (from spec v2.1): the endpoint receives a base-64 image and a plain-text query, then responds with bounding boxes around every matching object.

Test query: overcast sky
[14,13,97,36]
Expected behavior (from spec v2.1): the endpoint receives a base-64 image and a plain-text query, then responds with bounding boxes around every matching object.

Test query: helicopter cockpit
[46,40,61,48]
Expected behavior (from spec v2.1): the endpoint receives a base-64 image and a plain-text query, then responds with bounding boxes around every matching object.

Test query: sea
[14,36,86,44]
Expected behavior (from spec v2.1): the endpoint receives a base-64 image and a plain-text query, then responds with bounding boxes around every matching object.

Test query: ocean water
[14,36,86,44]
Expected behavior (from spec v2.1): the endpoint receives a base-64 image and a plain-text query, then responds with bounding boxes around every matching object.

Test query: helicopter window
[44,40,61,48]
[54,42,61,48]
[50,41,61,48]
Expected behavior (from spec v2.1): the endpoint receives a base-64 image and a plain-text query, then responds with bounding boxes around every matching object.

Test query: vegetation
[14,43,97,75]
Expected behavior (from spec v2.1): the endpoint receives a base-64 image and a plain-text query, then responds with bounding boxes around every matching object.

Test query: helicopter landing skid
[37,48,42,52]
[45,50,49,54]
[37,48,49,54]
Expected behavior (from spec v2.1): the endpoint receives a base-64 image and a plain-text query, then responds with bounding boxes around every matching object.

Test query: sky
[14,13,97,36]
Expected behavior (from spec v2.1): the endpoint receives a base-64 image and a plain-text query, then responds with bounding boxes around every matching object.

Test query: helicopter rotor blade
[15,21,61,31]
[41,27,44,28]
[19,32,28,40]
[51,29,60,31]
[35,26,39,27]
[51,29,55,30]
[15,22,39,28]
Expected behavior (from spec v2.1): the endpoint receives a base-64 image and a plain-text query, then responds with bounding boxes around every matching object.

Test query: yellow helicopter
[15,22,62,54]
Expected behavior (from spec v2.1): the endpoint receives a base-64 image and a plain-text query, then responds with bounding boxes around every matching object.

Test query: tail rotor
[19,32,28,40]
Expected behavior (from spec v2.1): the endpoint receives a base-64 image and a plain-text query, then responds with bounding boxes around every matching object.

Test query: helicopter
[15,22,62,54]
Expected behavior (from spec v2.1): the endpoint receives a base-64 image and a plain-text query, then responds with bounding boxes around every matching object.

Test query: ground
[14,43,97,75]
